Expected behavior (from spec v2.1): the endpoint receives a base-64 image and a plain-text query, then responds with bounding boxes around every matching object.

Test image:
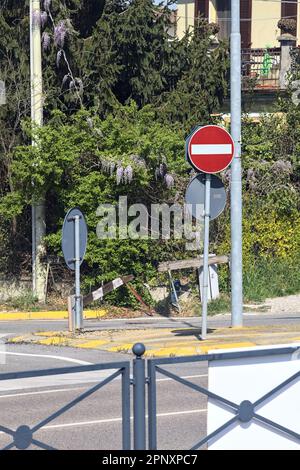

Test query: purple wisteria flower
[164,173,174,189]
[159,163,167,177]
[54,20,68,48]
[44,0,51,11]
[75,78,83,95]
[131,154,145,167]
[68,78,83,95]
[40,11,48,27]
[116,166,124,185]
[110,162,116,175]
[42,32,51,51]
[101,159,110,173]
[56,50,63,67]
[124,165,133,184]
[62,74,70,86]
[272,159,292,174]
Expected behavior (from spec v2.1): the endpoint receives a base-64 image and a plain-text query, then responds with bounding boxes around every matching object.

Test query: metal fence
[146,346,300,450]
[241,48,281,90]
[1,344,299,450]
[0,361,131,450]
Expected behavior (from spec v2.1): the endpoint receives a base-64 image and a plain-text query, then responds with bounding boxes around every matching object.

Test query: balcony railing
[241,48,281,90]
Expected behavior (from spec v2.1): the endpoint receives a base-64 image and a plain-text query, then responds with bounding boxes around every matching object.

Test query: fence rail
[147,346,300,450]
[241,48,281,90]
[1,344,299,450]
[0,361,131,450]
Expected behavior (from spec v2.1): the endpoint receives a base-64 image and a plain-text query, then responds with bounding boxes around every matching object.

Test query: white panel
[191,144,232,155]
[207,345,300,450]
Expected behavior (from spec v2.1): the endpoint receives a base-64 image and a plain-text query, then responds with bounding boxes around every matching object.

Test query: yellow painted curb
[108,343,135,353]
[0,309,107,321]
[78,339,109,349]
[36,337,69,346]
[108,341,255,357]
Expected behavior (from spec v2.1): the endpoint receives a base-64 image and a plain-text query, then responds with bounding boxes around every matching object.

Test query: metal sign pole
[201,173,211,340]
[230,0,243,327]
[74,215,82,330]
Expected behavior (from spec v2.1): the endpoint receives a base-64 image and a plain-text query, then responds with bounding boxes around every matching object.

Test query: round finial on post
[132,343,146,358]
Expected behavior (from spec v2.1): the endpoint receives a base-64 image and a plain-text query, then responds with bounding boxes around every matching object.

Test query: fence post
[132,343,146,450]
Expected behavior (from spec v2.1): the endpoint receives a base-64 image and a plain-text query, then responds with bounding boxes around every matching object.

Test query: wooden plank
[83,275,134,306]
[126,283,154,317]
[158,255,228,272]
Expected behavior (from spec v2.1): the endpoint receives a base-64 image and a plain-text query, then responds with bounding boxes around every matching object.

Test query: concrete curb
[0,309,107,321]
[8,323,300,357]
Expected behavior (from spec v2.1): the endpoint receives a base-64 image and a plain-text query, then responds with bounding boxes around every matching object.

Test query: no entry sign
[187,125,234,174]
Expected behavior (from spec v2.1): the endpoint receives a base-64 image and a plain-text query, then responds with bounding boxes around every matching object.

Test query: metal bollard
[132,343,146,450]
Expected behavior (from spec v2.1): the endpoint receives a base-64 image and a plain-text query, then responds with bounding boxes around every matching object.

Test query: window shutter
[281,1,297,20]
[195,0,209,20]
[240,0,252,48]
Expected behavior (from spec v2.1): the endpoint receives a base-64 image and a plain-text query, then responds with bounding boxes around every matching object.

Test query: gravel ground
[266,294,300,314]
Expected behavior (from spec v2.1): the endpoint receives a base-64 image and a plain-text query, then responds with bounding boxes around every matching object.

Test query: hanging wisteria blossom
[110,162,116,175]
[272,159,292,174]
[62,74,70,87]
[131,154,145,167]
[56,50,63,67]
[116,166,124,185]
[101,159,110,173]
[75,78,83,95]
[159,163,167,177]
[124,166,133,184]
[54,20,68,48]
[164,174,174,189]
[40,11,48,28]
[42,32,51,51]
[44,0,51,11]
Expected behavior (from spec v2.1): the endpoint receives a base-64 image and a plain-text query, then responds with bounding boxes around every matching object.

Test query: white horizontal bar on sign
[191,144,232,155]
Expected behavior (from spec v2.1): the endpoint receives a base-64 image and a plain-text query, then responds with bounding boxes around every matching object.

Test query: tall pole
[201,173,211,340]
[30,0,46,301]
[230,0,243,327]
[74,215,82,330]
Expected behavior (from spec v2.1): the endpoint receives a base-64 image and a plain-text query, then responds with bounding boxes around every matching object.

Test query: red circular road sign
[187,125,234,174]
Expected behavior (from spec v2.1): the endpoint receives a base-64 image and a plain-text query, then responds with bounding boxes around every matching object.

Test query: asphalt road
[1,311,300,337]
[0,343,208,450]
[0,312,299,450]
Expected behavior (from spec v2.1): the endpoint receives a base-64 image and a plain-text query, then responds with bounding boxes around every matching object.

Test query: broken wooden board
[158,255,228,272]
[83,275,134,307]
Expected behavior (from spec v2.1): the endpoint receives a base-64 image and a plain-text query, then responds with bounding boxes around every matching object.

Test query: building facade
[176,0,299,48]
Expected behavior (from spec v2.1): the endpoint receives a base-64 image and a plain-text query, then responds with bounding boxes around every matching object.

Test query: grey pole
[132,343,146,450]
[201,173,211,340]
[230,0,243,327]
[74,215,82,330]
[30,0,47,302]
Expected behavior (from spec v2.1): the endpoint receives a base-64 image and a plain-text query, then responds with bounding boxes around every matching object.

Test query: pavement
[0,309,106,321]
[0,342,208,450]
[4,311,300,357]
[0,312,299,449]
